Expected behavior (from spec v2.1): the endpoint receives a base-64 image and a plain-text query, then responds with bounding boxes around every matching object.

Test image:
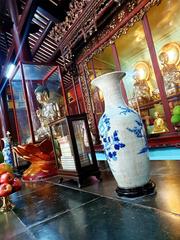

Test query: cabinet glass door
[72,120,93,167]
[11,68,31,144]
[52,119,76,171]
[147,0,180,132]
[114,20,169,136]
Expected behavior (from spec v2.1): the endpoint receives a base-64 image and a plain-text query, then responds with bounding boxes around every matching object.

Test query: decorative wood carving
[49,0,126,59]
[77,63,97,136]
[78,0,161,64]
[50,0,87,43]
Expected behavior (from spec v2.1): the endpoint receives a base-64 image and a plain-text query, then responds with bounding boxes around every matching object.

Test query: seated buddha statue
[133,72,151,105]
[159,52,179,96]
[152,111,169,134]
[34,85,61,141]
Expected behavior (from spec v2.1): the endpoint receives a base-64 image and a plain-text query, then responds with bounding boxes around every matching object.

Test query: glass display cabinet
[49,113,101,187]
[8,62,68,145]
[84,0,180,147]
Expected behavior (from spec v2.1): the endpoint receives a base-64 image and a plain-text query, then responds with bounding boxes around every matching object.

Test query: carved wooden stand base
[0,196,15,212]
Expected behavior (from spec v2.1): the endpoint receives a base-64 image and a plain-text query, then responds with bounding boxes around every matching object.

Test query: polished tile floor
[0,160,180,240]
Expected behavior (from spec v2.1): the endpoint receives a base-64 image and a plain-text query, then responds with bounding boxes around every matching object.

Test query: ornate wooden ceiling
[0,0,126,88]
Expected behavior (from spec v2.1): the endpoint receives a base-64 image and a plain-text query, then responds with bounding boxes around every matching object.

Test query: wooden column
[57,66,69,116]
[77,70,87,113]
[142,15,174,132]
[82,64,100,143]
[71,76,81,114]
[7,0,32,61]
[82,65,96,115]
[90,59,104,113]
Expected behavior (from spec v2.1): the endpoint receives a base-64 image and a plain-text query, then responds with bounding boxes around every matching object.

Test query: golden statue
[133,79,151,105]
[152,112,169,134]
[152,88,160,101]
[159,51,179,96]
[133,74,151,105]
[34,85,61,141]
[132,62,152,105]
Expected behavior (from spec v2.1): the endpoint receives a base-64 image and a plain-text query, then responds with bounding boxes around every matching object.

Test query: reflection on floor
[0,160,180,240]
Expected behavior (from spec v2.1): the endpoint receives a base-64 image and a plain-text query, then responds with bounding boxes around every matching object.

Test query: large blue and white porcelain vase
[91,71,155,198]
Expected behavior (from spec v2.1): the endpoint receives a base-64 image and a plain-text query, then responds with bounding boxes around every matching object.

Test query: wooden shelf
[139,99,161,111]
[167,92,180,101]
[136,92,180,111]
[148,132,180,148]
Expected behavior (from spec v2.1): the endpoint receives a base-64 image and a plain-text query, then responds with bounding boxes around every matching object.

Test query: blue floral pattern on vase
[127,119,148,155]
[99,114,125,162]
[127,120,143,138]
[98,114,111,136]
[118,106,136,115]
[138,146,148,154]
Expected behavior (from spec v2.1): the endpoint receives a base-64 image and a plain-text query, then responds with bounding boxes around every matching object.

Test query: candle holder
[0,163,22,212]
[0,196,15,212]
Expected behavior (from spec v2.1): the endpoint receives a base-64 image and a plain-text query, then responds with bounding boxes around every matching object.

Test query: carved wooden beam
[38,0,71,22]
[77,0,161,64]
[4,0,38,64]
[32,20,53,57]
[0,0,38,81]
[49,0,125,61]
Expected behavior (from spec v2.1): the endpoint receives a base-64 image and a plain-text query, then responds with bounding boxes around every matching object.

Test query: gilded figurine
[133,71,151,105]
[152,111,169,134]
[159,52,179,96]
[34,85,61,141]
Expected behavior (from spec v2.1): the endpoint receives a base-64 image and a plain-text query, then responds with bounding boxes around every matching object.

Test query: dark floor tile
[150,160,180,176]
[11,182,54,199]
[57,161,180,215]
[47,171,117,198]
[130,174,180,215]
[30,197,180,240]
[0,211,27,240]
[4,231,36,240]
[12,184,99,227]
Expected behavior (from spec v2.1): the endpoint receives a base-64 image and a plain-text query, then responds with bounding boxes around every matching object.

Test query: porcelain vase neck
[91,72,126,111]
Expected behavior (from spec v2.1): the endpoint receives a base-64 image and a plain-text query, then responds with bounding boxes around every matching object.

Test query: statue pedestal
[13,139,59,182]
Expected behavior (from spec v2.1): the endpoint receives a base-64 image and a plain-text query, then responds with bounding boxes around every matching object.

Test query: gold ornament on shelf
[152,112,169,134]
[152,88,160,101]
